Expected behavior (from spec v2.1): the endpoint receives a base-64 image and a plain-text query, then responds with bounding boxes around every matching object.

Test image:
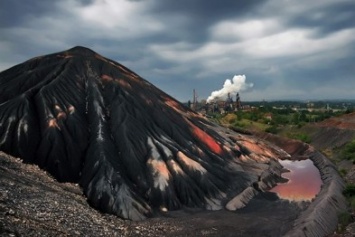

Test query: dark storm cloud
[284,1,355,38]
[0,0,52,27]
[286,54,355,89]
[150,0,266,19]
[0,0,90,27]
[148,0,268,43]
[0,0,354,101]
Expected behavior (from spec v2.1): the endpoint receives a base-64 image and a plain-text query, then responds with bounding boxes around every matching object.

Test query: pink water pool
[270,159,322,201]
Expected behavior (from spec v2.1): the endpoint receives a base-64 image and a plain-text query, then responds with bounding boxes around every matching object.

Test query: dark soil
[0,152,303,237]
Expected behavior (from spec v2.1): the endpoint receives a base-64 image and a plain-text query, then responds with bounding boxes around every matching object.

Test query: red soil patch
[317,112,355,130]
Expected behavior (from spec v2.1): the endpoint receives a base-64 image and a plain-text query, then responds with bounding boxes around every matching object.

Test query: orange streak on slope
[48,118,59,129]
[117,79,132,89]
[177,151,206,173]
[101,74,113,82]
[147,159,170,179]
[165,98,223,155]
[165,98,183,113]
[56,54,73,59]
[188,122,222,155]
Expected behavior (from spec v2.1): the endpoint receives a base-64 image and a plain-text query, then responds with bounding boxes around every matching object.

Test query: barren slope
[0,46,286,221]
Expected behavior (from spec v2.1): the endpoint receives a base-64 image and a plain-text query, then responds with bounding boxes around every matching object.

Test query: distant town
[185,91,355,115]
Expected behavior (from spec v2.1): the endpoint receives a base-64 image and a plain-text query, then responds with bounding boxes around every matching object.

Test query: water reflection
[270,159,322,201]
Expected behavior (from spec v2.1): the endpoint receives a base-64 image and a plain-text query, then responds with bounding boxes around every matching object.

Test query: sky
[1,0,354,102]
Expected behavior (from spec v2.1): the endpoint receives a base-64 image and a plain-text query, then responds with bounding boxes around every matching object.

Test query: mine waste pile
[0,46,347,236]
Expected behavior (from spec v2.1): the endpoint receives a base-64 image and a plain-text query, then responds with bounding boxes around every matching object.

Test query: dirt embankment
[307,112,355,151]
[260,112,355,236]
[304,113,355,185]
[317,112,355,130]
[255,132,347,236]
[308,127,355,152]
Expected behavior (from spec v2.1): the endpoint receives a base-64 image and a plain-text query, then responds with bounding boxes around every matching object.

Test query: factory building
[189,90,244,114]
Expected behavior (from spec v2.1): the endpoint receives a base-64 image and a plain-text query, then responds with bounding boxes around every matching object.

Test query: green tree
[342,139,355,161]
[235,111,243,121]
[299,111,307,122]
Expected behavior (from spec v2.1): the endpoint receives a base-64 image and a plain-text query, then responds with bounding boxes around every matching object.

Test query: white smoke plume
[206,75,253,103]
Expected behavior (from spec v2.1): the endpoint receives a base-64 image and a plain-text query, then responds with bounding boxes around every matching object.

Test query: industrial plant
[189,89,245,114]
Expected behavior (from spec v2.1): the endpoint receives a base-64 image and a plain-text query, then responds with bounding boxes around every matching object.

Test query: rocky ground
[0,151,306,237]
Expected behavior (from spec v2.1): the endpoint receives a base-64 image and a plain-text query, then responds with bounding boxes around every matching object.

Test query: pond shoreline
[269,159,322,202]
[256,132,347,236]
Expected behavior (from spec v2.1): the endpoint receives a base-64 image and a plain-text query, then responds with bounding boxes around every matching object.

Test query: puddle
[269,159,322,201]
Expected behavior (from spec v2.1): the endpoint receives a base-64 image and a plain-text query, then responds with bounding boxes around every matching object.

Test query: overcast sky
[1,0,354,102]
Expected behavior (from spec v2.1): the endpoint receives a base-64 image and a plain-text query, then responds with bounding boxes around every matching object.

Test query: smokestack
[207,75,253,103]
[192,89,198,110]
[236,93,242,110]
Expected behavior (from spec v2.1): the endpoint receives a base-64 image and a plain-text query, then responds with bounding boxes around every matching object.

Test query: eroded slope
[0,46,285,220]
